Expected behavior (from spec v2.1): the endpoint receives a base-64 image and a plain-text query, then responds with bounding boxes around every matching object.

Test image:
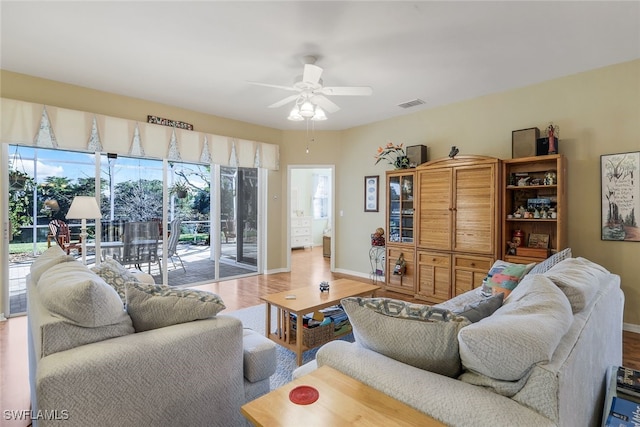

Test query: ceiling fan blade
[267,94,300,109]
[311,95,340,114]
[247,81,297,92]
[320,86,373,96]
[302,64,323,85]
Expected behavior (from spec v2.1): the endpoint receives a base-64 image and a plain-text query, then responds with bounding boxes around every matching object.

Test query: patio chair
[161,218,185,272]
[47,219,82,255]
[122,221,160,274]
[222,219,236,243]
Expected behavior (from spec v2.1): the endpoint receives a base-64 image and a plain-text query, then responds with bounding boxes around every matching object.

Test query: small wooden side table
[242,365,446,427]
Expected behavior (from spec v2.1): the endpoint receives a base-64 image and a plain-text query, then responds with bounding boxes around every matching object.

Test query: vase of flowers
[374,142,410,169]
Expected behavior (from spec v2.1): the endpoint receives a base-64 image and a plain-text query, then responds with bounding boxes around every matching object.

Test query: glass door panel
[219,166,258,279]
[7,145,96,315]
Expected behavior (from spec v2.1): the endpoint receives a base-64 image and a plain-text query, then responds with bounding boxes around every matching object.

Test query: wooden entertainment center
[384,154,566,304]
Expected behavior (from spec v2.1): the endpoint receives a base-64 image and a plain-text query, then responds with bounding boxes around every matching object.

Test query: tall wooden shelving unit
[384,170,416,295]
[415,156,501,303]
[501,154,567,263]
[383,155,501,304]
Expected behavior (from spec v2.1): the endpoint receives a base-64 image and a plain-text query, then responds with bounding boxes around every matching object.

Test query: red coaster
[289,385,319,405]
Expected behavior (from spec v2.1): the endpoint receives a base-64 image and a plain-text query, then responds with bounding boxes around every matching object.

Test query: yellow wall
[2,60,639,327]
[338,59,640,327]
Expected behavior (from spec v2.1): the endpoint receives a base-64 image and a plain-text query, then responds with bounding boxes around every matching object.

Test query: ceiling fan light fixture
[299,101,315,118]
[287,106,304,121]
[312,106,327,121]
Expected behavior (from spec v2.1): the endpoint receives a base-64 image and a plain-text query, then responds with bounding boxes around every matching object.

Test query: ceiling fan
[247,56,373,121]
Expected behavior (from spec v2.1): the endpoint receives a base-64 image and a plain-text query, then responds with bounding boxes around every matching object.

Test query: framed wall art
[364,175,379,212]
[601,151,640,241]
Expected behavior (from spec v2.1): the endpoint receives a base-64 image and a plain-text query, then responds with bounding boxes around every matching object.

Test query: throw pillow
[528,247,572,275]
[125,282,226,332]
[30,245,75,284]
[37,260,131,328]
[486,260,535,298]
[455,293,504,323]
[91,257,141,303]
[543,257,605,313]
[341,297,470,377]
[458,274,573,382]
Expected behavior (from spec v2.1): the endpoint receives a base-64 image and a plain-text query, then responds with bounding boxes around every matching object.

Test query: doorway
[287,165,335,272]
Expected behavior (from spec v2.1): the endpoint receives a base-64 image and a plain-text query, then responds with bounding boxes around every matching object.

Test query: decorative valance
[0,98,279,170]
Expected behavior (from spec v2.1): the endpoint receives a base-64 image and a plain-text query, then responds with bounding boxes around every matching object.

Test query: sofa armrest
[35,316,245,427]
[242,328,276,383]
[316,341,555,427]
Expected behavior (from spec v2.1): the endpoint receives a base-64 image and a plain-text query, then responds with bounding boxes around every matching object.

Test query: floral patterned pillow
[91,257,140,303]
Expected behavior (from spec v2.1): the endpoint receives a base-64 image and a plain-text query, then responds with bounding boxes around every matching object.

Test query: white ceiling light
[287,106,304,121]
[311,106,327,121]
[299,100,315,118]
[251,55,373,125]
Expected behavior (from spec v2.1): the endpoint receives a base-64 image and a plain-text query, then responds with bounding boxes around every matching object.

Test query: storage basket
[290,320,334,348]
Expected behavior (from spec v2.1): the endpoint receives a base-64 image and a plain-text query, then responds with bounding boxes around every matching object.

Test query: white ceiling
[1,1,639,131]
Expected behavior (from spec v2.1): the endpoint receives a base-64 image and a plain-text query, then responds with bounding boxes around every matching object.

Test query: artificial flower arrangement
[374,142,410,169]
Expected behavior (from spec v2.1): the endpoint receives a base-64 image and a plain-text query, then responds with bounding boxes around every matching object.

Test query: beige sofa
[294,252,624,427]
[27,246,276,427]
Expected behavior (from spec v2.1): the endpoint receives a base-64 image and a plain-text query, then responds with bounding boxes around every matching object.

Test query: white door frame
[286,164,335,272]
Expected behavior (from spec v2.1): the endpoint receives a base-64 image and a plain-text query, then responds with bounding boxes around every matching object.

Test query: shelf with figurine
[502,153,567,262]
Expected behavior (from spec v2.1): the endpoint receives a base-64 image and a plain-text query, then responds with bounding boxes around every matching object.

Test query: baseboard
[265,267,289,275]
[333,268,369,279]
[623,323,640,334]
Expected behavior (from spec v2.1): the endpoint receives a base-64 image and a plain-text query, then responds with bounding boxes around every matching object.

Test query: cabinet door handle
[432,258,436,262]
[470,263,476,267]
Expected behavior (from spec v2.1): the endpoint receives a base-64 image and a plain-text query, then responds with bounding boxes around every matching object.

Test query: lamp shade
[312,107,327,121]
[299,101,315,118]
[287,106,304,121]
[66,196,102,219]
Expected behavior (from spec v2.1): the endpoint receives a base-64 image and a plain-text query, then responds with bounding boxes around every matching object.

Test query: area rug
[225,304,354,390]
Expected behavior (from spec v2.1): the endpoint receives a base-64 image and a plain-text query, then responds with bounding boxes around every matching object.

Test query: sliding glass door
[6,145,97,315]
[218,166,258,279]
[4,144,261,317]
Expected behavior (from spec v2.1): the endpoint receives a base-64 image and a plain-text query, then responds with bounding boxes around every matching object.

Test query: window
[312,174,329,219]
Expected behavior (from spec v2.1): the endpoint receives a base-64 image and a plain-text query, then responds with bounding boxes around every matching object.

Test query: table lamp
[66,196,102,265]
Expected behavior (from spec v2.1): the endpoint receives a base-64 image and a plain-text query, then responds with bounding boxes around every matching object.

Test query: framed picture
[601,151,640,241]
[528,233,550,249]
[364,175,379,212]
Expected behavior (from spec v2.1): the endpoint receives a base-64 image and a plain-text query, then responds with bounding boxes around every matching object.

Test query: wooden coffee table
[261,278,379,366]
[241,365,446,426]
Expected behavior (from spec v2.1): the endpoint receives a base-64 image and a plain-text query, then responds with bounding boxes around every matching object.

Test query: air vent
[397,98,425,109]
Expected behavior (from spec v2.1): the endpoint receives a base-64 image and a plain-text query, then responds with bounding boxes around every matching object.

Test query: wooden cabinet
[417,168,452,251]
[384,170,416,294]
[417,160,499,255]
[502,154,567,263]
[452,254,493,296]
[385,245,415,295]
[386,170,415,244]
[291,216,312,248]
[414,156,501,303]
[416,250,451,303]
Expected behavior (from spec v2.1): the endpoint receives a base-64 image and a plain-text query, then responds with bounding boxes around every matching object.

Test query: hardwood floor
[1,246,639,426]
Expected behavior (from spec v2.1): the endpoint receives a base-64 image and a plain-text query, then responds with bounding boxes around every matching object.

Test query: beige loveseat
[27,246,276,427]
[294,252,624,427]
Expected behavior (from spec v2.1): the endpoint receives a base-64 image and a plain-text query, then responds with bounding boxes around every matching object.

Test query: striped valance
[0,98,279,170]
